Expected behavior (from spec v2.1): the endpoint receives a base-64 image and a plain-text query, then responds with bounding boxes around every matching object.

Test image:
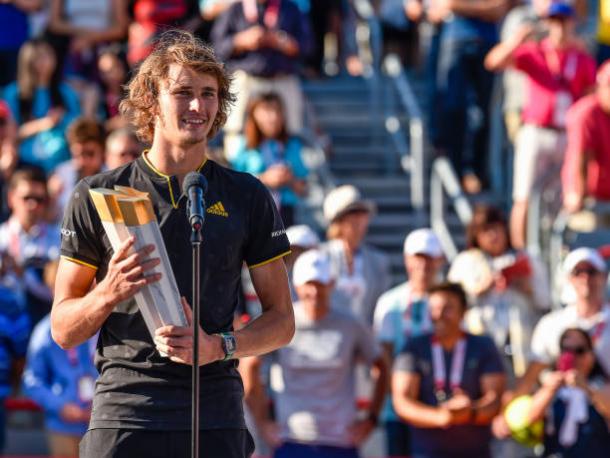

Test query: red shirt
[561,93,610,200]
[514,39,596,128]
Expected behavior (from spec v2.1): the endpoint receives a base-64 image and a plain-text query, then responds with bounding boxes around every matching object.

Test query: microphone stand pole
[191,226,203,458]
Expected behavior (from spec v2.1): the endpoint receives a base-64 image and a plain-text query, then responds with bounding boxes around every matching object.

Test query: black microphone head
[183,172,208,195]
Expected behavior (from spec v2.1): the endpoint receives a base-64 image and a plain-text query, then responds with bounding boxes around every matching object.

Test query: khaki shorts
[512,124,567,202]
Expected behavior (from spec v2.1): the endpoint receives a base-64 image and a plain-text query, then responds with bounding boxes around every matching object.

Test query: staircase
[303,76,420,285]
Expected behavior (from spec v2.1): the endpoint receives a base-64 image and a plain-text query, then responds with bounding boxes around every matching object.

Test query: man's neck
[147,142,208,183]
[410,280,428,297]
[575,299,604,319]
[11,216,35,234]
[434,330,463,351]
[303,302,330,321]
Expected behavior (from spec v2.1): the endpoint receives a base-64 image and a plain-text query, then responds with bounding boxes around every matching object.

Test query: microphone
[183,172,208,232]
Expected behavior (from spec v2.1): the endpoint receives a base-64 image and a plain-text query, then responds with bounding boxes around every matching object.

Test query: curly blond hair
[120,30,235,143]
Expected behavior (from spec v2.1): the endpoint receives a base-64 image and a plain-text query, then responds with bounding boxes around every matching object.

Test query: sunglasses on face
[560,345,589,356]
[73,150,99,159]
[20,195,47,204]
[571,267,600,277]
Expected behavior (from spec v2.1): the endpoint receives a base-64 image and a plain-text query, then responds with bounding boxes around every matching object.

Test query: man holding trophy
[50,31,295,458]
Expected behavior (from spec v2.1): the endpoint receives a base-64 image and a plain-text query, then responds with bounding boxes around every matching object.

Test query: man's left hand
[154,298,224,366]
[348,418,375,446]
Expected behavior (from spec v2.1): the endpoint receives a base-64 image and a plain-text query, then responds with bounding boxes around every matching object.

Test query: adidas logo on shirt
[207,201,229,217]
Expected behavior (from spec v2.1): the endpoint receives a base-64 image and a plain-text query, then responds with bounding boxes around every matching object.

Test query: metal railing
[430,157,473,261]
[382,53,426,219]
[526,164,563,259]
[353,0,383,144]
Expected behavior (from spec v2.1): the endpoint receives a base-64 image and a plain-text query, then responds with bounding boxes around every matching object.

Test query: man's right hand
[97,236,161,308]
[60,403,90,423]
[233,26,266,53]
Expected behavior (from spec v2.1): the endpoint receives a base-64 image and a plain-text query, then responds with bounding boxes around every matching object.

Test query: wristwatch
[218,332,236,361]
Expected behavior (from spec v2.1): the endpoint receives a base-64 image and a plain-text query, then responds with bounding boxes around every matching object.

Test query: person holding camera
[526,327,610,457]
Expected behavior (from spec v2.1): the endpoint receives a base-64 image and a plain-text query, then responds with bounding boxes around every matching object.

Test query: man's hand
[96,236,161,307]
[260,164,293,188]
[542,371,565,392]
[348,418,376,446]
[442,390,473,426]
[259,419,282,449]
[154,298,224,366]
[60,403,90,423]
[564,191,584,213]
[233,26,266,52]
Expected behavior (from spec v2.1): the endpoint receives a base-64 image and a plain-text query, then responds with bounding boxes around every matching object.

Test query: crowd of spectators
[0,1,610,458]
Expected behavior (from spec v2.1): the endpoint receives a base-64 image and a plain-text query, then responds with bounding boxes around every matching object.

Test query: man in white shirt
[373,228,445,458]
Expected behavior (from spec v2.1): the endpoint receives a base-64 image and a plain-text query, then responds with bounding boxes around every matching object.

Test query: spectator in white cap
[284,224,321,302]
[507,246,610,411]
[320,185,391,326]
[242,249,388,458]
[373,228,445,458]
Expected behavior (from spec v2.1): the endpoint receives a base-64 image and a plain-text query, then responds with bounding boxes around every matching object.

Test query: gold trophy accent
[89,187,187,341]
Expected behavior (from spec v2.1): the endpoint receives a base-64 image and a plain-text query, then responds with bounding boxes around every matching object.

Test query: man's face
[569,261,607,303]
[429,292,465,338]
[105,136,140,170]
[155,64,219,147]
[296,280,332,310]
[405,253,442,287]
[71,140,104,178]
[8,180,48,227]
[337,210,370,248]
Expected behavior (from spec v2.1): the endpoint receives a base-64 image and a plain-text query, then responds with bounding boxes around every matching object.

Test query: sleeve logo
[61,228,77,238]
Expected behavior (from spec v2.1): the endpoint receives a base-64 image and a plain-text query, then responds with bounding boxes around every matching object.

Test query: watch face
[224,334,236,354]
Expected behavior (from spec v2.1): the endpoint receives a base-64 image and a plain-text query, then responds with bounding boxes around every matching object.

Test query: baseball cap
[292,250,332,286]
[563,247,607,274]
[0,101,10,120]
[597,60,610,86]
[286,225,320,248]
[403,228,443,257]
[323,185,376,223]
[546,1,575,18]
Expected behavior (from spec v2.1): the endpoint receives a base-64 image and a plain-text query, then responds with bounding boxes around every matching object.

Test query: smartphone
[557,352,576,372]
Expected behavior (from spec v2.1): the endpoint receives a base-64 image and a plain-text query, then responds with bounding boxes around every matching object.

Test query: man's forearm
[449,0,506,21]
[472,391,502,424]
[368,358,389,418]
[234,307,294,358]
[51,286,113,349]
[394,397,448,428]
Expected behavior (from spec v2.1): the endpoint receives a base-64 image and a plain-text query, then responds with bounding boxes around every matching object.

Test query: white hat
[292,250,332,286]
[323,185,376,223]
[286,225,320,248]
[563,247,607,274]
[403,228,443,257]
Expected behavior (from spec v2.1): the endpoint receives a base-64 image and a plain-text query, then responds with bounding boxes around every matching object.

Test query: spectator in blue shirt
[23,313,97,458]
[392,282,506,458]
[230,92,308,227]
[0,275,31,454]
[2,38,81,174]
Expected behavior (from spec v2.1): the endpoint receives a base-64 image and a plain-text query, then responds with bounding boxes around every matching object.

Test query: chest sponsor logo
[207,201,229,217]
[271,229,285,238]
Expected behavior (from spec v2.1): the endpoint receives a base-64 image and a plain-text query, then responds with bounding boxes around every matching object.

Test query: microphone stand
[191,223,203,458]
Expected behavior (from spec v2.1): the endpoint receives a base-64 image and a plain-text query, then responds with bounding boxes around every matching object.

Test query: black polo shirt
[60,155,290,430]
